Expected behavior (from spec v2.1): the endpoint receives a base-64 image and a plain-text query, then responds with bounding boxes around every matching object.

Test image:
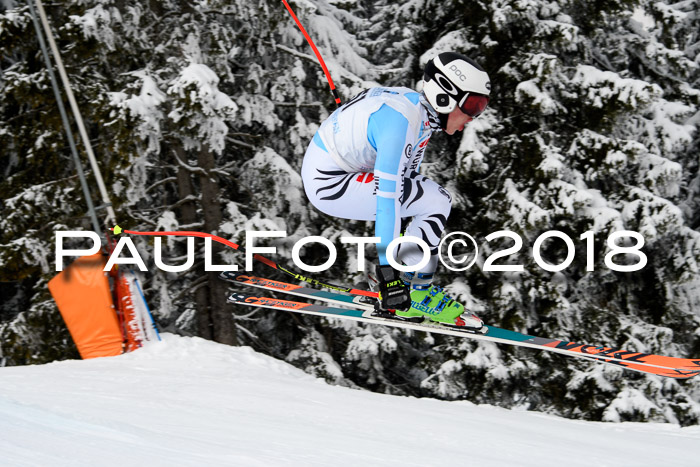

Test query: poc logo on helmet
[449,64,468,81]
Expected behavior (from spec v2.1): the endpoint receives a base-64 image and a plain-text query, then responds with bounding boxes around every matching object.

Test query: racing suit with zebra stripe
[301,87,452,281]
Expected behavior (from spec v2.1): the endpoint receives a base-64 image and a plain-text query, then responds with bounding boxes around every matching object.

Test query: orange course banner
[48,253,123,359]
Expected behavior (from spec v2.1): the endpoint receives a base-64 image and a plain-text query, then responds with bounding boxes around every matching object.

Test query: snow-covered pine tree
[407,0,700,424]
[0,0,377,358]
[0,0,104,363]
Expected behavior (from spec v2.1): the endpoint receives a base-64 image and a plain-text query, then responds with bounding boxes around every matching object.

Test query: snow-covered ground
[2,334,699,467]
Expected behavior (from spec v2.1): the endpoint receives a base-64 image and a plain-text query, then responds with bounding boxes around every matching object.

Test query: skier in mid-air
[301,52,490,330]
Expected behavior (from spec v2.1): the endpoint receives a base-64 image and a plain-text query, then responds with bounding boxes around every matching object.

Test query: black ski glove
[375,265,411,311]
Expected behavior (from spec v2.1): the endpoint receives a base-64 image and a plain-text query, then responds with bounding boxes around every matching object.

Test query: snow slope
[1,334,699,467]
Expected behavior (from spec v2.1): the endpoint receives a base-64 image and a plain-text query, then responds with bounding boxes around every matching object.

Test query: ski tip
[219,271,239,281]
[227,292,247,302]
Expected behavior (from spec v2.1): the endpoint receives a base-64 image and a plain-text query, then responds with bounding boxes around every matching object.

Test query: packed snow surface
[2,334,699,467]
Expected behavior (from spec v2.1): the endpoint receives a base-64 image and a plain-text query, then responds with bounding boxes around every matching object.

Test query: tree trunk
[173,146,215,342]
[197,145,237,346]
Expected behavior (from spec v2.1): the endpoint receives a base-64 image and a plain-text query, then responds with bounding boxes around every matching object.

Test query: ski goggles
[458,92,490,118]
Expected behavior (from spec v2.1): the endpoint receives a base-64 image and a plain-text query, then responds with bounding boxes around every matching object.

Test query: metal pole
[26,0,102,234]
[33,0,117,227]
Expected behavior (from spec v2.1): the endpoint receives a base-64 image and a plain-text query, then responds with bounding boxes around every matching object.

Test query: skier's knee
[435,184,452,218]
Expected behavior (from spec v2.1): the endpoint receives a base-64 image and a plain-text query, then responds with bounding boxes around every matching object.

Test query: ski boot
[394,285,485,332]
[369,268,485,332]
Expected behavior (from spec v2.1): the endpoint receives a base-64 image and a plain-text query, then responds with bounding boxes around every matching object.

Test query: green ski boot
[395,285,485,331]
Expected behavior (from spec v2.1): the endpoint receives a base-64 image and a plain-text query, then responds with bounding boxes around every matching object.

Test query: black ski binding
[371,302,425,323]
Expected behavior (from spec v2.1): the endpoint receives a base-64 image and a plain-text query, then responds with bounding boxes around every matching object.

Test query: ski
[220,271,700,379]
[221,270,376,309]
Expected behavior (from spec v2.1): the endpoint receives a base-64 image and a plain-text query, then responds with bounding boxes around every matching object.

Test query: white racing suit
[301,87,451,288]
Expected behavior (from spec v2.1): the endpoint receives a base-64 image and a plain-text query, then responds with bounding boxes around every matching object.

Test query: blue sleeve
[367,104,409,265]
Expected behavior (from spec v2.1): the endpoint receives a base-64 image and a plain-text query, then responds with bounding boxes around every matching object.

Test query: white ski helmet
[422,52,491,120]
